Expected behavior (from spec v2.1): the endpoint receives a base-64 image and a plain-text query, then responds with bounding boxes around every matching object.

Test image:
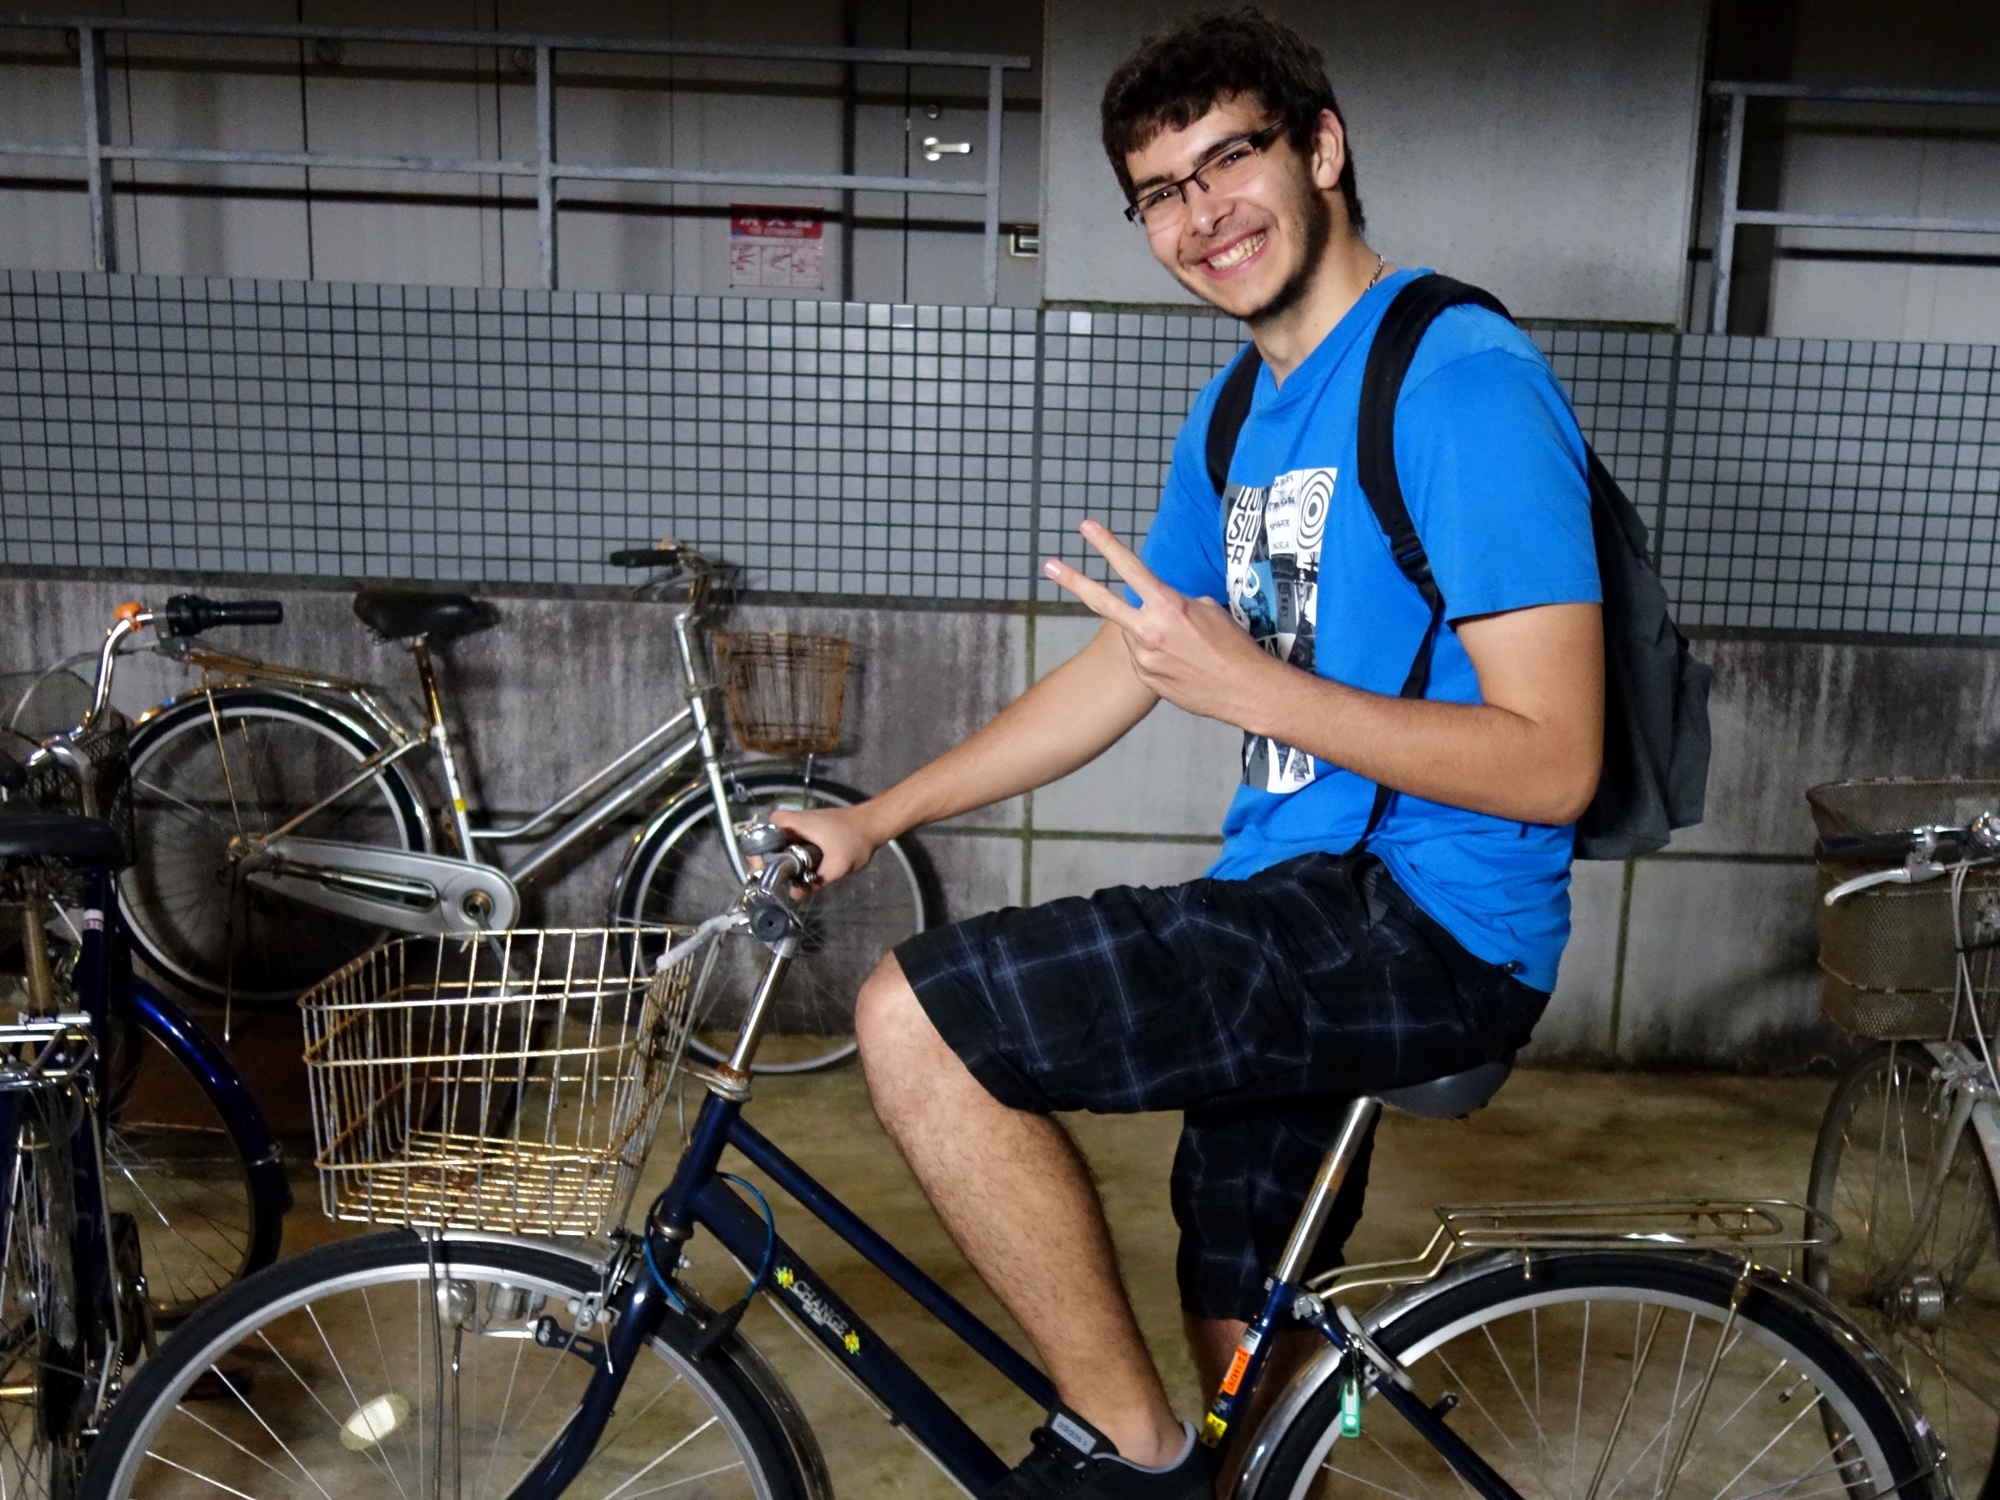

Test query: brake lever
[1824,859,1947,906]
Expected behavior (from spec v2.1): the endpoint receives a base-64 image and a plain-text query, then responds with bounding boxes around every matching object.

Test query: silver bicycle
[112,545,930,1072]
[1805,780,2000,1500]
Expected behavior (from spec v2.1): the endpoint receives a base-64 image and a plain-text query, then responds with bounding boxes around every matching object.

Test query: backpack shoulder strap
[1351,273,1513,848]
[1205,344,1265,496]
[1356,274,1512,612]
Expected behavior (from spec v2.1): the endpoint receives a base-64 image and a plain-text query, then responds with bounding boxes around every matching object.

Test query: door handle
[922,136,971,162]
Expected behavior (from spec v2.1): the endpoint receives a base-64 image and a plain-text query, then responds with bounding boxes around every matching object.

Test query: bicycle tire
[1809,1042,2000,1500]
[103,988,289,1325]
[120,689,428,1005]
[0,1087,93,1499]
[1251,1249,1941,1500]
[80,1229,813,1500]
[611,772,933,1073]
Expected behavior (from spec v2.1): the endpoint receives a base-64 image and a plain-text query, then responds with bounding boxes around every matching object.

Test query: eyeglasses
[1124,123,1286,229]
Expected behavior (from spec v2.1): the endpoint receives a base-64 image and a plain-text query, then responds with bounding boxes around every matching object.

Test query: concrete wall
[13,565,2000,1071]
[1042,0,1710,325]
[0,0,1044,306]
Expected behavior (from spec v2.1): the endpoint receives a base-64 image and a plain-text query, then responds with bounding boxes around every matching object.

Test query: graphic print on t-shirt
[1223,466,1333,793]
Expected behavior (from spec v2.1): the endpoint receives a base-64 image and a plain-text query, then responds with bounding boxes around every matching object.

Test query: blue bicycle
[0,602,292,1495]
[83,827,1942,1500]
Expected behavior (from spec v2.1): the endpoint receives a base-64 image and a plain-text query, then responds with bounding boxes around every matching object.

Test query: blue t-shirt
[1139,269,1601,991]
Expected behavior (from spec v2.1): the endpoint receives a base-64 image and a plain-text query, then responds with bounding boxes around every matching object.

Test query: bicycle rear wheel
[613,772,931,1072]
[1809,1042,2000,1500]
[1253,1249,1939,1500]
[121,690,428,1005]
[80,1230,813,1500]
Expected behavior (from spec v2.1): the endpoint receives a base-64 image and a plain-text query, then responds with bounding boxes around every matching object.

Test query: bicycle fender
[125,980,293,1221]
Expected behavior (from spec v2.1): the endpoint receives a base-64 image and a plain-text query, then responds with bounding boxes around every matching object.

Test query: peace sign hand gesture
[1042,520,1282,729]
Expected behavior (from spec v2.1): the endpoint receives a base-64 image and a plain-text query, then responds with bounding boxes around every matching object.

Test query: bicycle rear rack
[1311,1198,1837,1300]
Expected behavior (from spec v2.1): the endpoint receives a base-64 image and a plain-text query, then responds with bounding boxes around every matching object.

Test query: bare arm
[771,621,1157,879]
[1048,521,1603,826]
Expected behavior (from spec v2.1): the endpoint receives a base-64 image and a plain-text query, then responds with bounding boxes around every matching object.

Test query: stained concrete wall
[1041,0,1710,324]
[10,566,2000,1070]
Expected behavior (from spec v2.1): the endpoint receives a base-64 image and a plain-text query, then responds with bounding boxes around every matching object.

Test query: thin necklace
[1364,252,1387,291]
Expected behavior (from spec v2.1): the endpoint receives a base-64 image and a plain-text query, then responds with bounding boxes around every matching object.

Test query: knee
[855,956,953,1107]
[854,954,927,1071]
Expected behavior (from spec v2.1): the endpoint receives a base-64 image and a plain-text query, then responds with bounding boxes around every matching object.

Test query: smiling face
[1124,94,1347,327]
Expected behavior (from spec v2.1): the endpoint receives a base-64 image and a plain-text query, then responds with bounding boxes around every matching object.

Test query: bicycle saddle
[352,589,491,644]
[1379,1055,1513,1119]
[0,812,127,869]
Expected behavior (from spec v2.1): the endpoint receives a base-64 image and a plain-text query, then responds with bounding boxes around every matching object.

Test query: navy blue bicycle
[82,826,1941,1500]
[0,599,291,1494]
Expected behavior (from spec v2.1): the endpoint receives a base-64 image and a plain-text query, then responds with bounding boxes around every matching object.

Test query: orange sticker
[1220,1347,1252,1396]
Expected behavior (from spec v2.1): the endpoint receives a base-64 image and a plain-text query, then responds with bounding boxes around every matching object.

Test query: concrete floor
[247,1054,1831,1498]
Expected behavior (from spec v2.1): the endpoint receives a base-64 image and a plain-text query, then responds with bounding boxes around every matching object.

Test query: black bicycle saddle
[0,811,127,870]
[352,589,492,644]
[1379,1055,1514,1119]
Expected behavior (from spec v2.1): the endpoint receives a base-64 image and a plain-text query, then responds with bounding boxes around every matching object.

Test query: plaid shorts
[894,851,1549,1321]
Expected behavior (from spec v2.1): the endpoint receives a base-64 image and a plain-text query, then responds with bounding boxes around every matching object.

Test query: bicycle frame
[152,591,761,915]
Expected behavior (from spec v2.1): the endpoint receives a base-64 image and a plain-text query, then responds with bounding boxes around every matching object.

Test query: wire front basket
[711,632,852,755]
[1809,779,2000,1040]
[300,927,715,1236]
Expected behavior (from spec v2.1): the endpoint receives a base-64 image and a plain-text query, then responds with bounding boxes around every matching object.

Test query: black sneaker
[992,1409,1212,1500]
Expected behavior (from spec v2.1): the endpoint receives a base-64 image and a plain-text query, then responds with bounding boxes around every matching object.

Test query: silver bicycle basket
[1809,778,2000,1040]
[300,927,715,1235]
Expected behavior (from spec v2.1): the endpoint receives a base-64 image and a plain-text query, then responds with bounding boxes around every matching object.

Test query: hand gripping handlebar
[736,822,823,943]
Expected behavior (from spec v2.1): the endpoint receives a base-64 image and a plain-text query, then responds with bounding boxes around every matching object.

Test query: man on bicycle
[777,9,1604,1498]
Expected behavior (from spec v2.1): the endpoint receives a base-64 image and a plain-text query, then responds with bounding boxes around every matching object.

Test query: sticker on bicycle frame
[1221,1347,1252,1396]
[1201,1413,1229,1447]
[773,1265,861,1355]
[81,909,103,932]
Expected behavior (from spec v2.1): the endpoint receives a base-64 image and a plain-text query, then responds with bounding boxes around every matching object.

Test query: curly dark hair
[1100,7,1363,232]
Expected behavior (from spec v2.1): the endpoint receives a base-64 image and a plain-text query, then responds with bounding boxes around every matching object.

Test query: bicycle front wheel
[613,773,932,1072]
[0,1087,92,1499]
[1809,1042,2000,1499]
[121,689,428,1005]
[80,1230,813,1500]
[101,994,289,1325]
[1253,1250,1938,1500]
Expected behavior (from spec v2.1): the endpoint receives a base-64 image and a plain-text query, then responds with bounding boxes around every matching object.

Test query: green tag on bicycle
[1340,1374,1362,1438]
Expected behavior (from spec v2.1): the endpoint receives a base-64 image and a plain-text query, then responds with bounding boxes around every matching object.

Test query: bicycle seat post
[406,636,476,858]
[1274,1096,1383,1288]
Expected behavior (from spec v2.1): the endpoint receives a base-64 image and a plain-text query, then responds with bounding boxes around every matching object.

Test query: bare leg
[856,955,1185,1466]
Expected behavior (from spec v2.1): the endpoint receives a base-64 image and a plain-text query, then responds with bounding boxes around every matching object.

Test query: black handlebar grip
[746,892,795,943]
[1815,829,1925,865]
[608,547,682,569]
[162,595,286,637]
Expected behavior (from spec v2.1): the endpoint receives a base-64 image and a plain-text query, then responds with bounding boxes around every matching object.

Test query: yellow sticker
[1201,1414,1229,1447]
[843,1331,861,1355]
[775,1267,794,1289]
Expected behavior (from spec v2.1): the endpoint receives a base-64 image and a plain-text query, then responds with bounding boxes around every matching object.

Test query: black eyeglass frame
[1122,123,1288,226]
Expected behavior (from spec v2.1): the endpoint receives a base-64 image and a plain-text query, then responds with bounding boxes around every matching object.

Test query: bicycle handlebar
[161,594,285,637]
[737,823,823,943]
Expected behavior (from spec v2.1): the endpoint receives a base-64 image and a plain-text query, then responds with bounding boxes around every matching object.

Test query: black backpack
[1203,273,1711,860]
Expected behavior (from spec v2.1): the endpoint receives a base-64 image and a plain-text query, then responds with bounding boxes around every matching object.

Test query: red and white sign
[730,207,825,291]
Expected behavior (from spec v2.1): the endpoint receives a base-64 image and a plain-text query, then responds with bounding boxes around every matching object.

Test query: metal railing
[0,16,1032,303]
[1708,79,2000,332]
